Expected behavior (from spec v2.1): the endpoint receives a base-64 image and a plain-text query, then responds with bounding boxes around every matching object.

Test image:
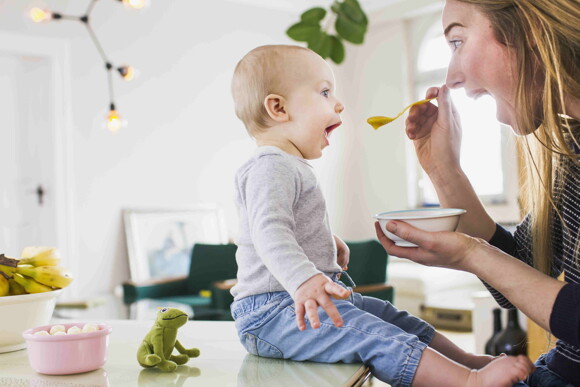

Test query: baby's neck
[255,133,303,158]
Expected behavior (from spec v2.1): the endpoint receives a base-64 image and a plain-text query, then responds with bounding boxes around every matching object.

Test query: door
[0,52,58,257]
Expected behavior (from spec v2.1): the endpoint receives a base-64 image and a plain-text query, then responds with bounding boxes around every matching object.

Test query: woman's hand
[334,235,350,270]
[374,221,484,272]
[405,86,497,239]
[406,85,463,177]
[375,221,567,333]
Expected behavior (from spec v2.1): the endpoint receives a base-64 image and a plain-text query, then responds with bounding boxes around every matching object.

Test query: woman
[375,0,579,386]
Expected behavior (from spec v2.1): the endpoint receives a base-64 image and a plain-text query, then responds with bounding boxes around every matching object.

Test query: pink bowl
[22,322,112,375]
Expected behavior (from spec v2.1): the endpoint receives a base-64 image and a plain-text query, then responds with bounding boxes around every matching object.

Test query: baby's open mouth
[325,122,341,137]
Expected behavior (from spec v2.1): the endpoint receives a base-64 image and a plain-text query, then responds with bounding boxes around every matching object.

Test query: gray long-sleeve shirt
[231,146,341,301]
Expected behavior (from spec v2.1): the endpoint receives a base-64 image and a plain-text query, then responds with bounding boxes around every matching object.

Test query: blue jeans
[521,352,575,387]
[231,283,435,387]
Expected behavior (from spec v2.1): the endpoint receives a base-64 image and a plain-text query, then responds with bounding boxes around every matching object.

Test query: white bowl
[0,289,63,353]
[374,208,466,247]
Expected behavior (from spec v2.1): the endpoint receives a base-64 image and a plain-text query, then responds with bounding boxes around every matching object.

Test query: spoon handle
[394,97,436,119]
[367,97,437,130]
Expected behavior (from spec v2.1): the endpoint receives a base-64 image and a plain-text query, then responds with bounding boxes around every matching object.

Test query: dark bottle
[484,308,502,356]
[494,308,528,356]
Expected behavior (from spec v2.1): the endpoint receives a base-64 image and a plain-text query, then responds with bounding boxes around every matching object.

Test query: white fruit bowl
[374,208,467,247]
[0,289,63,353]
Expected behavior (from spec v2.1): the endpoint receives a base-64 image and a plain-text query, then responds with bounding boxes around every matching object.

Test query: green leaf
[301,7,326,23]
[329,35,345,64]
[308,31,332,59]
[287,22,322,42]
[330,3,341,15]
[306,28,323,47]
[344,0,368,26]
[335,15,366,44]
[341,0,368,26]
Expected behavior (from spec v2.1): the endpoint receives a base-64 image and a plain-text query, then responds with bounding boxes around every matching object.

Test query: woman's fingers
[437,85,461,129]
[375,221,396,249]
[407,88,440,140]
[374,222,429,264]
[386,221,433,248]
[425,86,439,99]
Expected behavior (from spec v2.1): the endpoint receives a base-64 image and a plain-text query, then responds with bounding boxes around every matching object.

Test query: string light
[106,104,123,133]
[121,0,147,10]
[29,0,143,132]
[29,8,54,23]
[117,65,135,81]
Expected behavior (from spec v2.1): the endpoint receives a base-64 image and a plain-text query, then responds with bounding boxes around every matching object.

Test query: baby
[229,44,533,386]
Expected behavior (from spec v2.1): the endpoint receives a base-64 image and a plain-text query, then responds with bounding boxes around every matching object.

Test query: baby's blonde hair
[231,45,312,136]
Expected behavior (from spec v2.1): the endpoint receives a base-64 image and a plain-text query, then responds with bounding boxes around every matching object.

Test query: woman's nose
[335,101,344,113]
[445,57,464,89]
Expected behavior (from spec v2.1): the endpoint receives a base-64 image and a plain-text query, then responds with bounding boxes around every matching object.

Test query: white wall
[0,0,441,298]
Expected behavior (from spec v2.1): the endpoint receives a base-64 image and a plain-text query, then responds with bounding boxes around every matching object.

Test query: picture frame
[123,205,228,283]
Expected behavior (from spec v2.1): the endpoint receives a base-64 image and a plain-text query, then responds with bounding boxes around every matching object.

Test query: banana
[8,278,27,295]
[13,273,53,293]
[0,274,9,296]
[16,265,73,289]
[19,246,60,267]
[0,264,16,278]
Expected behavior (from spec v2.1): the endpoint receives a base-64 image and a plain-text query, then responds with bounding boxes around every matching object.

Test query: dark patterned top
[488,150,580,385]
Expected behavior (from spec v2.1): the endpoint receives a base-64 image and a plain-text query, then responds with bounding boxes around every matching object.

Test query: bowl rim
[23,323,112,342]
[374,208,466,220]
[0,288,63,306]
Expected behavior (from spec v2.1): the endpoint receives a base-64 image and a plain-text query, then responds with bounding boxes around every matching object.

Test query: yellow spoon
[367,97,436,130]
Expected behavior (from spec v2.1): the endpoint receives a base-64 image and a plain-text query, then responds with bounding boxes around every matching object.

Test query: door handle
[36,185,45,206]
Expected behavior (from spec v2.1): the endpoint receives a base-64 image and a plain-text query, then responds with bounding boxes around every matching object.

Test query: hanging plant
[286,0,368,65]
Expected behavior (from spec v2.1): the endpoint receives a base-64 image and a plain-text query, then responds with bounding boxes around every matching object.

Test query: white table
[0,320,370,386]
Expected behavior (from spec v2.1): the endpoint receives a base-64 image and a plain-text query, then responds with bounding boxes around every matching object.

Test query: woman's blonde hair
[231,45,312,137]
[457,0,580,274]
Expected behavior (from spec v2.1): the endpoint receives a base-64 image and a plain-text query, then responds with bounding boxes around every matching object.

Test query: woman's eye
[448,40,462,51]
[321,89,329,98]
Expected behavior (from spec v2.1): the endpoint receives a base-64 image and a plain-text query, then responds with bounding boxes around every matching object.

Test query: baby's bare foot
[466,355,534,387]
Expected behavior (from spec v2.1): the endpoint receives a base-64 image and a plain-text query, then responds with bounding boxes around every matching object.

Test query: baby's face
[281,51,344,160]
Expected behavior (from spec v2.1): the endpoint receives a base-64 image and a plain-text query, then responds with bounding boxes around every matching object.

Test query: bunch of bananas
[0,247,73,297]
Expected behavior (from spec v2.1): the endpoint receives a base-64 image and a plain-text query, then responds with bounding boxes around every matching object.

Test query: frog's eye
[161,308,168,313]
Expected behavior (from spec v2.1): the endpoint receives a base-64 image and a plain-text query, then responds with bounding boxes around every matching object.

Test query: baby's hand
[293,274,351,331]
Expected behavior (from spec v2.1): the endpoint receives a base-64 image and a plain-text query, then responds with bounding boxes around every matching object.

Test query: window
[410,21,519,222]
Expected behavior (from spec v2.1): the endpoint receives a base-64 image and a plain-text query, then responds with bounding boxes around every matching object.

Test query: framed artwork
[124,205,228,283]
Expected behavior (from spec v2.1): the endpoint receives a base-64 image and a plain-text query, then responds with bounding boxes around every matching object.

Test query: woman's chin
[496,111,523,135]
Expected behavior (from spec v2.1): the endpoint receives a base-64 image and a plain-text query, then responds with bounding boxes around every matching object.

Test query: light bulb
[122,0,146,9]
[30,8,52,23]
[106,110,123,133]
[117,66,135,81]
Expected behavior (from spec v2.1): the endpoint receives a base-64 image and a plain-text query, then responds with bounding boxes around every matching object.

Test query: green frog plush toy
[137,307,200,372]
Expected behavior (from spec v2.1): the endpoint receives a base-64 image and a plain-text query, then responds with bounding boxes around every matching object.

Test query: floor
[362,330,475,386]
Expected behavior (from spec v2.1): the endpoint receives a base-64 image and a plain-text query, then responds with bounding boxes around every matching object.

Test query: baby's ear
[264,94,289,123]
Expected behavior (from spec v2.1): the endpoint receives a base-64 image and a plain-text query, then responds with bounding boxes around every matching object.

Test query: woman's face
[442,0,524,133]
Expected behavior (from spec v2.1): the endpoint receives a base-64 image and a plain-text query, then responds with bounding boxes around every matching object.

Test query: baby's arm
[293,274,351,331]
[334,235,349,270]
